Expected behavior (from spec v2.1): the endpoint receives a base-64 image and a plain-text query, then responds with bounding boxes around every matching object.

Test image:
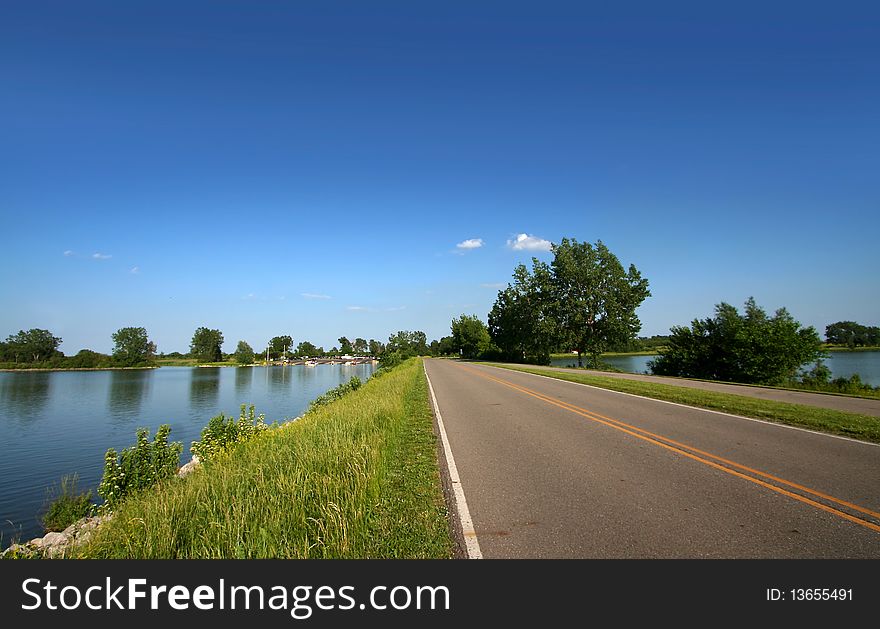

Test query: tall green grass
[74,358,453,558]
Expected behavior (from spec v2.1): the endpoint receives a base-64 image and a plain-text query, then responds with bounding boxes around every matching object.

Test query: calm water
[549,351,880,387]
[0,363,375,544]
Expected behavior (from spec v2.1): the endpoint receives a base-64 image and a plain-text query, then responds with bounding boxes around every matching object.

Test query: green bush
[191,404,269,464]
[792,361,879,397]
[42,474,96,532]
[378,352,404,371]
[98,425,182,510]
[650,298,824,385]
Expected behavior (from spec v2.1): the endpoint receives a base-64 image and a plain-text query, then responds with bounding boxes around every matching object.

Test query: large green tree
[190,327,224,363]
[435,336,456,356]
[268,335,293,360]
[233,340,255,365]
[295,340,320,357]
[4,328,62,363]
[386,330,428,358]
[650,298,825,385]
[368,339,384,356]
[451,314,492,359]
[338,336,354,355]
[353,337,368,354]
[111,327,156,367]
[488,260,558,364]
[551,238,650,367]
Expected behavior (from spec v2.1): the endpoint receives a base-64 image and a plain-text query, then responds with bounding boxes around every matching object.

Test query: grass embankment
[74,357,453,558]
[489,364,880,444]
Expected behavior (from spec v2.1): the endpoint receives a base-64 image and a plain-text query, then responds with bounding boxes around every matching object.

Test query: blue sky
[2,1,878,354]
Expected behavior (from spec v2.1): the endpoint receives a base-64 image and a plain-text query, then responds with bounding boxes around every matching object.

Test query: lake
[550,351,880,387]
[0,363,376,544]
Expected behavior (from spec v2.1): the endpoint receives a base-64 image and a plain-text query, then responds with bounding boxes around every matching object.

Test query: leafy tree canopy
[295,340,320,357]
[191,327,224,363]
[825,321,880,348]
[3,328,62,363]
[268,335,293,360]
[338,336,354,355]
[551,238,650,367]
[111,327,156,367]
[451,314,492,359]
[386,330,428,358]
[489,261,558,365]
[650,298,825,385]
[234,340,255,365]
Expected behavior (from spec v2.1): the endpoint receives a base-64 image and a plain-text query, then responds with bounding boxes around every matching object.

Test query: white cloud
[480,282,505,289]
[301,292,332,300]
[130,266,140,274]
[92,252,112,260]
[63,250,75,257]
[346,305,370,311]
[507,233,552,252]
[456,238,484,250]
[385,306,407,312]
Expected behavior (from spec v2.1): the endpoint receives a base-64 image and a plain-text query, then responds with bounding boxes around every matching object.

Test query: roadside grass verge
[488,364,880,444]
[74,357,453,558]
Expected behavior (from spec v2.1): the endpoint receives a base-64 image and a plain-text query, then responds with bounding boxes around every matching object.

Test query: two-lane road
[425,359,880,558]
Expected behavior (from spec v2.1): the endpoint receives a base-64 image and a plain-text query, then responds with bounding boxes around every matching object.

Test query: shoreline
[0,366,158,373]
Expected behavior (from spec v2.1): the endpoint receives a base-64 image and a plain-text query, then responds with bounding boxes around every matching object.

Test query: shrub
[42,474,96,532]
[98,425,182,510]
[793,362,879,397]
[191,404,269,464]
[378,352,404,371]
[650,297,824,385]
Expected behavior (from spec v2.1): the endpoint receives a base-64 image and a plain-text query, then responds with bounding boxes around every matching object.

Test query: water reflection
[1,363,379,543]
[268,364,291,389]
[189,368,221,414]
[0,372,52,427]
[235,366,253,398]
[107,370,151,423]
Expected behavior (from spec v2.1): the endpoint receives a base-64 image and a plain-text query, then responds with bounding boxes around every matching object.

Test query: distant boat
[304,360,317,367]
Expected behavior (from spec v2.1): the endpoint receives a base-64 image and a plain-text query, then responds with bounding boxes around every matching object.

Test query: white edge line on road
[484,364,880,448]
[424,362,483,559]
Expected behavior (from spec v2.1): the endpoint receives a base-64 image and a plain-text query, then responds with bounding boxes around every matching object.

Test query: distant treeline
[0,327,155,369]
[0,326,444,369]
[825,321,880,348]
[605,335,671,353]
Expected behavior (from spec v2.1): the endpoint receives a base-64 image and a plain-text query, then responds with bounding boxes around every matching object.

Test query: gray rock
[2,543,26,557]
[178,454,201,478]
[41,531,69,548]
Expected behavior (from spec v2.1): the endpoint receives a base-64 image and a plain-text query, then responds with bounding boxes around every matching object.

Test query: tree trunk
[577,350,582,368]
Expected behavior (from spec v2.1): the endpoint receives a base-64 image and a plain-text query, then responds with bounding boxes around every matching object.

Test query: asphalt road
[522,364,880,417]
[424,359,880,558]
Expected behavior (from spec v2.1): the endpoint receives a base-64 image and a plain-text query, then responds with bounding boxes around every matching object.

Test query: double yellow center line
[457,363,880,534]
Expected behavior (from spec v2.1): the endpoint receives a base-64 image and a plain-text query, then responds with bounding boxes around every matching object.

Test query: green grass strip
[75,357,453,558]
[488,364,880,444]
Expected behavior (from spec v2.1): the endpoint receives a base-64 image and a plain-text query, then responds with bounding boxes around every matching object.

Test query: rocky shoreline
[1,455,202,559]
